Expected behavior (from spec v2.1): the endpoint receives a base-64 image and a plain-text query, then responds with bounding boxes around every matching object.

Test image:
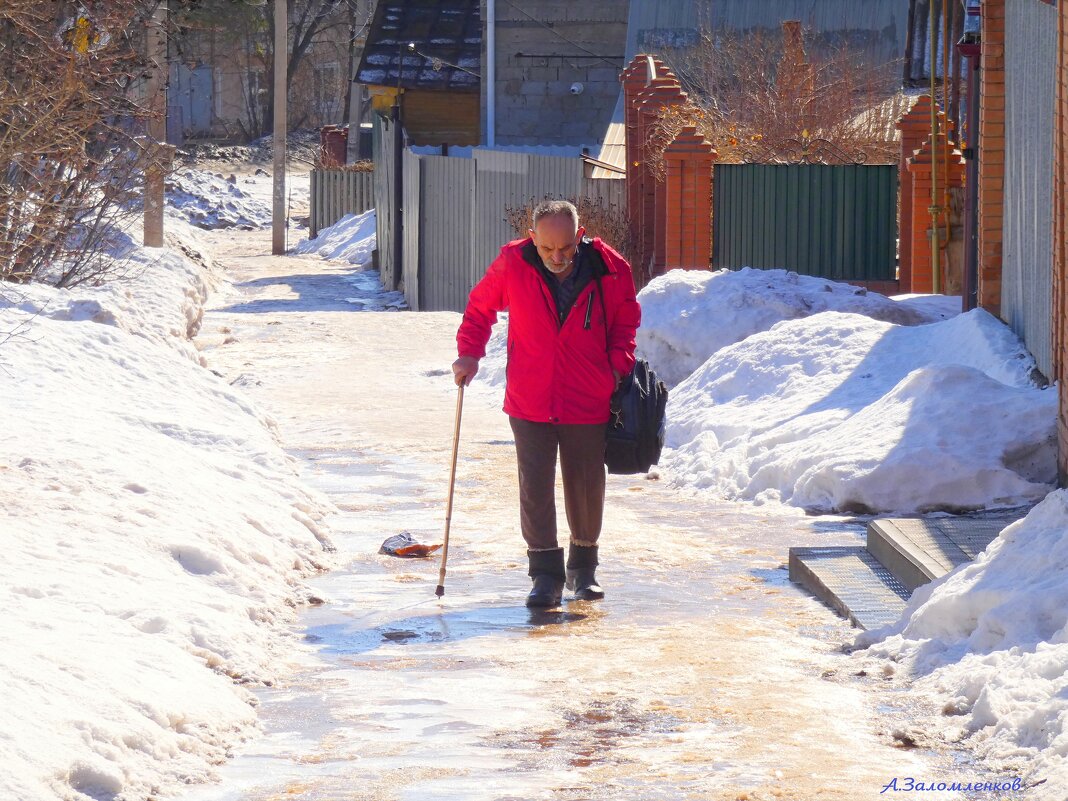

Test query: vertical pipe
[487,0,496,147]
[965,52,980,310]
[904,0,918,84]
[930,0,942,294]
[272,0,287,255]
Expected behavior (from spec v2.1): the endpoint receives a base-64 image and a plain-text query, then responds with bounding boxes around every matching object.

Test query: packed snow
[0,216,335,800]
[858,489,1068,799]
[166,168,310,232]
[636,268,948,387]
[665,309,1055,513]
[166,168,273,229]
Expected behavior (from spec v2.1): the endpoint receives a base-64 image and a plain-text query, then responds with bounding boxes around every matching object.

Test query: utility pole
[272,0,287,255]
[144,1,169,248]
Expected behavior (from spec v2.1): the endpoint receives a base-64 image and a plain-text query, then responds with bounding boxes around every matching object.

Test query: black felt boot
[526,548,565,608]
[566,544,605,601]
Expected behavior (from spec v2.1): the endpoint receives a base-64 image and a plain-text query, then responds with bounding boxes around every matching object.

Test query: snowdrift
[166,168,273,229]
[637,268,954,387]
[0,219,334,800]
[665,309,1056,513]
[858,490,1068,799]
[294,209,376,266]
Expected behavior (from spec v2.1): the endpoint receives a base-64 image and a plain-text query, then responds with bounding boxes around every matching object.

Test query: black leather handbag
[595,273,668,475]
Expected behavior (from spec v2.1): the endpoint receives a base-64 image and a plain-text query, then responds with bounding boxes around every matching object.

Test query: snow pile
[4,218,216,363]
[166,168,272,230]
[666,309,1056,513]
[637,268,938,386]
[295,209,376,265]
[890,293,963,324]
[858,490,1068,798]
[0,219,334,800]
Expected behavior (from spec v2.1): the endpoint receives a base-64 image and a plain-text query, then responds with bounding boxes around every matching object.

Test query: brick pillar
[1055,0,1068,484]
[623,56,676,285]
[896,95,945,292]
[908,133,966,293]
[979,0,1006,316]
[633,80,687,282]
[663,127,717,271]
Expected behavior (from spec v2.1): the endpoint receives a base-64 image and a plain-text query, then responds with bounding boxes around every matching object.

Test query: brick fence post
[979,0,1006,315]
[623,56,676,283]
[633,80,686,282]
[663,126,717,271]
[908,133,966,293]
[896,95,940,292]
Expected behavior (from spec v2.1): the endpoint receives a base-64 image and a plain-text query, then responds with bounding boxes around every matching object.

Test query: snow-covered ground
[858,489,1068,799]
[0,215,334,800]
[166,168,310,231]
[5,187,1061,799]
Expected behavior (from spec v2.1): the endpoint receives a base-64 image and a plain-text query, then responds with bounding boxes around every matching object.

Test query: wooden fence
[309,169,375,238]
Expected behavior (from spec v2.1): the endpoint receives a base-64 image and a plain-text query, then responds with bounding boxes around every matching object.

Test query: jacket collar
[520,237,614,277]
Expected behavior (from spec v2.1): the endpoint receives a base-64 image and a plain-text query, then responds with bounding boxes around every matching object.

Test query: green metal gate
[713,164,898,282]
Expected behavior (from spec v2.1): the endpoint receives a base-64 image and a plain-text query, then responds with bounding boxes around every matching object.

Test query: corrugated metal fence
[309,169,375,238]
[1003,0,1056,379]
[379,147,625,312]
[713,164,898,283]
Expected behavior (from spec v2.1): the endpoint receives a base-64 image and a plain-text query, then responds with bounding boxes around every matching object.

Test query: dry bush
[505,195,635,270]
[0,1,157,287]
[647,25,902,172]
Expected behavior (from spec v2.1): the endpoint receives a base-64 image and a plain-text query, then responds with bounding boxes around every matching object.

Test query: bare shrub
[505,194,635,272]
[0,1,157,287]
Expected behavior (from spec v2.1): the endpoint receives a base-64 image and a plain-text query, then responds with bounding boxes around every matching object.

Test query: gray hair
[531,199,579,232]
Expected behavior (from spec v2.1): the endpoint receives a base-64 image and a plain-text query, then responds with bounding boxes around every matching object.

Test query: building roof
[356,0,481,93]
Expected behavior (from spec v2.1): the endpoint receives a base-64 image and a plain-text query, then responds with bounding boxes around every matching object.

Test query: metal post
[929,0,942,294]
[272,0,287,255]
[144,1,167,248]
[487,0,495,146]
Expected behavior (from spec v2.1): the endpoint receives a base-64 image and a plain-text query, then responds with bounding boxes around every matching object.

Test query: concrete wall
[483,0,629,147]
[1002,0,1057,380]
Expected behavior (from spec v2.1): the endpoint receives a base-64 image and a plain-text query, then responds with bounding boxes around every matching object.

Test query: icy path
[185,230,969,801]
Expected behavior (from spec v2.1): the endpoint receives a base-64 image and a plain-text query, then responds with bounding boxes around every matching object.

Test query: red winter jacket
[456,237,641,424]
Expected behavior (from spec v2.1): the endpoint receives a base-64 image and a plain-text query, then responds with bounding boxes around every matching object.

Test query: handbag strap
[594,268,609,356]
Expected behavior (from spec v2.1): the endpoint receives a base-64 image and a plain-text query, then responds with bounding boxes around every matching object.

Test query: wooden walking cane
[435,383,465,597]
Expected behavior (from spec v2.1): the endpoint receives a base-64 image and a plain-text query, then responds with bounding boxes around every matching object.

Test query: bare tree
[647,24,904,171]
[0,0,159,287]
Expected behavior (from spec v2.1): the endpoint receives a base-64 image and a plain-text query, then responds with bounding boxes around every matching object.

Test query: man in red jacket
[452,200,641,608]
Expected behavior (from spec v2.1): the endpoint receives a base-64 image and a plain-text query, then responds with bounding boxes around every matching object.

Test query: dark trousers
[509,417,606,551]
